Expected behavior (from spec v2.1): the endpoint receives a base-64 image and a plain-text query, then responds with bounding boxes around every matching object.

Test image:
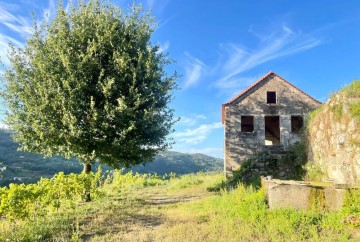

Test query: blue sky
[0,0,360,158]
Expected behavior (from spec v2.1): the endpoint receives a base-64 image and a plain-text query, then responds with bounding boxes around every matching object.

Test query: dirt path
[84,188,212,241]
[144,195,205,205]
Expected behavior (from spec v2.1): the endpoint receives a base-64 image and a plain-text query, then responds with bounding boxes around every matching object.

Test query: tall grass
[0,171,359,241]
[153,184,360,242]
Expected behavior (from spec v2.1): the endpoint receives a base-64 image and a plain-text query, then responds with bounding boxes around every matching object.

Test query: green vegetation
[350,139,360,147]
[281,141,307,179]
[1,171,359,241]
[0,129,222,186]
[1,0,177,176]
[350,101,360,122]
[302,80,360,182]
[307,105,324,123]
[218,141,307,190]
[220,157,261,189]
[345,81,360,122]
[331,103,344,120]
[343,80,360,98]
[329,80,360,122]
[304,163,327,182]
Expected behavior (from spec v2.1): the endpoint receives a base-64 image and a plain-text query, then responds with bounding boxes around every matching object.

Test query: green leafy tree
[1,0,177,190]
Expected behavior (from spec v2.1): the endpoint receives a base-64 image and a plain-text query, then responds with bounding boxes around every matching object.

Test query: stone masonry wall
[224,75,320,177]
[237,149,302,181]
[307,93,360,184]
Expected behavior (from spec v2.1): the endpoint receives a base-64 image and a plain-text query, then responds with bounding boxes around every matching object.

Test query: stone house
[222,71,321,177]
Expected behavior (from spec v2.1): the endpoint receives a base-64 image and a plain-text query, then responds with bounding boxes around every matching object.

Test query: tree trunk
[83,163,92,202]
[83,163,92,174]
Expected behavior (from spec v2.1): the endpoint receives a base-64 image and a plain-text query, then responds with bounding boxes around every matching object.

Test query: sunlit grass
[1,171,359,241]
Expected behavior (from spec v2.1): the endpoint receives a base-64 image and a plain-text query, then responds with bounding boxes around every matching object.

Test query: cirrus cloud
[173,122,222,144]
[182,52,206,89]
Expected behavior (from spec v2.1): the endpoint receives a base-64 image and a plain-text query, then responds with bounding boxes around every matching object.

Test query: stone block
[261,177,353,211]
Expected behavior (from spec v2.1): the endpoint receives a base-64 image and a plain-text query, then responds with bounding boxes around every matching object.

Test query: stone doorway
[265,116,280,146]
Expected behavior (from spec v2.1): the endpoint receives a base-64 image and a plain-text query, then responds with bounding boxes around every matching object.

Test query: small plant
[281,141,307,179]
[343,80,360,98]
[332,80,360,122]
[208,156,263,192]
[350,100,360,122]
[307,105,324,123]
[349,139,360,147]
[331,103,343,120]
[304,162,326,182]
[0,169,104,220]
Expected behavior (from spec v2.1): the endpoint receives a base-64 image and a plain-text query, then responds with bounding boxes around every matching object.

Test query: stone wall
[224,74,320,177]
[235,149,303,181]
[261,177,348,210]
[307,89,360,184]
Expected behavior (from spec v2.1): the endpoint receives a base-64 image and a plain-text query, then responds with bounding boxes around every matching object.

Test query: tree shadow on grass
[81,213,163,241]
[78,197,163,241]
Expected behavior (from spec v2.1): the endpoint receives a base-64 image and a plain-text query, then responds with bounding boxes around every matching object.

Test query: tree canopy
[2,0,177,170]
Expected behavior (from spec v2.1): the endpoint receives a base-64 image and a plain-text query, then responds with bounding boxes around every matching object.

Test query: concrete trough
[261,176,352,210]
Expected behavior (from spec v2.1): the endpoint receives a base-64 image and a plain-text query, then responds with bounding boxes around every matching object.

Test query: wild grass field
[0,170,360,241]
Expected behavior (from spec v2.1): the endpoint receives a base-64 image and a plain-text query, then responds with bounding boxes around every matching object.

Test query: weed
[1,171,359,241]
[350,100,360,122]
[343,80,360,98]
[304,162,326,182]
[331,103,343,120]
[307,105,324,123]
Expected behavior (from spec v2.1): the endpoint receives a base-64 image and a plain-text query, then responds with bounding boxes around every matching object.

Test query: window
[241,116,254,132]
[267,91,276,104]
[291,116,303,133]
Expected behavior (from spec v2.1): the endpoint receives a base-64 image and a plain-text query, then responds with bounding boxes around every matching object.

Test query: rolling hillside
[0,129,223,186]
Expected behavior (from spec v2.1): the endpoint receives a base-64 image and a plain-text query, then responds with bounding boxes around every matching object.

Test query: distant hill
[0,129,223,186]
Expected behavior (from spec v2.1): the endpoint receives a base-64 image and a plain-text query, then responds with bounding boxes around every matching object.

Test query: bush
[0,170,103,220]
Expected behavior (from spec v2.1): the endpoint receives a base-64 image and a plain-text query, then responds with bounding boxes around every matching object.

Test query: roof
[221,71,322,123]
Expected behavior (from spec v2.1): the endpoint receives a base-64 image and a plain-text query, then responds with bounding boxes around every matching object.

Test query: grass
[330,80,360,122]
[1,171,359,241]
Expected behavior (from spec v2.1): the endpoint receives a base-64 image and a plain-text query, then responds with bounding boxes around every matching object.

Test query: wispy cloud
[173,122,222,144]
[0,0,63,66]
[157,41,170,54]
[0,121,9,130]
[178,114,207,126]
[0,5,32,35]
[177,24,322,96]
[214,75,258,98]
[64,1,72,14]
[43,0,56,22]
[182,52,206,89]
[0,2,32,65]
[146,0,169,14]
[215,24,322,93]
[0,33,23,65]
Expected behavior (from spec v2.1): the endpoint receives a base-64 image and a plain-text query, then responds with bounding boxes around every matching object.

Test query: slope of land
[0,129,223,186]
[1,172,359,241]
